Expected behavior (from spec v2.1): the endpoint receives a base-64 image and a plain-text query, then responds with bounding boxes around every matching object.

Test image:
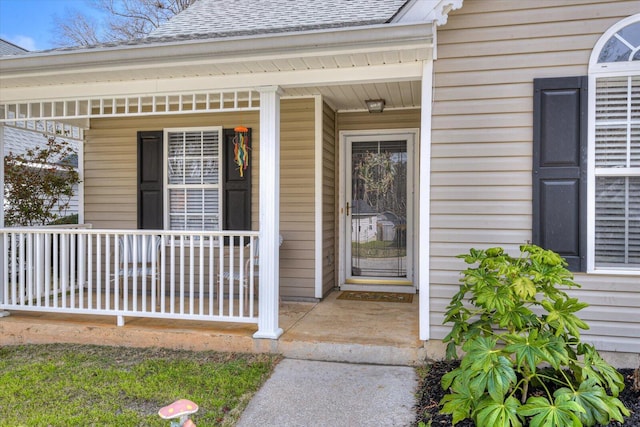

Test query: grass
[0,344,279,426]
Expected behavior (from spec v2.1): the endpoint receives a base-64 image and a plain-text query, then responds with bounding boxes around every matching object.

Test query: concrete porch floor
[0,290,428,365]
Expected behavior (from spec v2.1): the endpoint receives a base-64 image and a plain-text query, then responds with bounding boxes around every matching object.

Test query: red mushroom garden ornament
[158,399,198,427]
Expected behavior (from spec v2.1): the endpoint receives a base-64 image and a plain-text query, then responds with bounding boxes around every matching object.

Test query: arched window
[592,17,640,66]
[588,14,640,272]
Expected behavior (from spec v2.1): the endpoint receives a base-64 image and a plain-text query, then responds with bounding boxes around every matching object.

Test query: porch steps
[273,291,427,366]
[275,340,427,366]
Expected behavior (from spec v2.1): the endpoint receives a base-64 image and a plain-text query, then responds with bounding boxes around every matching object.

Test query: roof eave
[0,22,434,78]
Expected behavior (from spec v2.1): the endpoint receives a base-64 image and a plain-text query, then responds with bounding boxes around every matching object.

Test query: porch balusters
[0,228,259,327]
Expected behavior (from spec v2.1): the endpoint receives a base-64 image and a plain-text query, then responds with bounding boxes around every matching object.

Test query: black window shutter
[222,128,251,231]
[137,131,164,230]
[532,76,588,272]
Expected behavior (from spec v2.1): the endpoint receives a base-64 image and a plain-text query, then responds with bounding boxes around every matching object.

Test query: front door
[343,131,415,289]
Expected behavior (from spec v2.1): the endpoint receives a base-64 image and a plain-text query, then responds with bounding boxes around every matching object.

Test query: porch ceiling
[284,80,422,111]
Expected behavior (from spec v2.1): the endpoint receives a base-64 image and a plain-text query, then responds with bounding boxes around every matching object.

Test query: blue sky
[0,0,98,51]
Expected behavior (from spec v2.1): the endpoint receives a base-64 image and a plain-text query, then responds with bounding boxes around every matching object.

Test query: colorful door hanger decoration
[233,126,250,177]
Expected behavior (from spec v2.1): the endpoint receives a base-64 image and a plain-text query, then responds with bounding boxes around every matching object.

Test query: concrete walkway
[237,359,418,427]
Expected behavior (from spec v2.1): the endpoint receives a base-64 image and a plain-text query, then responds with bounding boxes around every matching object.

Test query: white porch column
[419,60,433,341]
[0,123,4,228]
[254,86,283,339]
[0,124,8,317]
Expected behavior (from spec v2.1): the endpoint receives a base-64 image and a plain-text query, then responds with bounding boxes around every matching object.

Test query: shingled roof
[149,0,410,40]
[0,39,28,56]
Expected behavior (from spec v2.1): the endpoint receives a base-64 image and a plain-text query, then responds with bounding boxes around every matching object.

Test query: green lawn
[0,344,279,426]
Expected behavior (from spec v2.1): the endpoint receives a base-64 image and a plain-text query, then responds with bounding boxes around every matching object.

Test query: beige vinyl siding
[279,98,316,299]
[85,112,260,229]
[337,110,421,132]
[85,99,317,299]
[322,101,337,296]
[84,124,140,228]
[431,0,640,353]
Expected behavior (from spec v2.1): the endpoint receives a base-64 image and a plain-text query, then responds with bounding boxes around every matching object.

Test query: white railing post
[160,234,166,313]
[255,86,283,339]
[25,233,32,306]
[11,234,17,305]
[189,237,194,315]
[170,235,176,314]
[92,234,98,310]
[0,125,7,317]
[53,232,59,306]
[198,237,204,316]
[217,236,224,316]
[132,234,138,312]
[105,233,111,311]
[228,237,235,317]
[44,233,51,308]
[35,233,43,305]
[61,234,68,308]
[115,232,124,326]
[248,235,256,315]
[179,235,185,315]
[0,125,4,229]
[0,231,9,317]
[25,233,33,305]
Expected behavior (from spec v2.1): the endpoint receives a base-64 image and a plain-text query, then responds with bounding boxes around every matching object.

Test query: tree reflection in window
[598,21,640,63]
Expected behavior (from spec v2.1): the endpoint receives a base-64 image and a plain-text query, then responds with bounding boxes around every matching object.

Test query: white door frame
[338,128,419,293]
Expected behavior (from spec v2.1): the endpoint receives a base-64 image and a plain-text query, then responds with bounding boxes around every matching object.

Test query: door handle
[346,202,350,216]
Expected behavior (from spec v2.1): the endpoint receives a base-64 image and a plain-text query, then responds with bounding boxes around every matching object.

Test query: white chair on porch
[115,234,162,302]
[222,235,282,311]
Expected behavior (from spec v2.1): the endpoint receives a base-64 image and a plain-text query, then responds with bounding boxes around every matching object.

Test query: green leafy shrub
[440,245,629,426]
[4,134,80,226]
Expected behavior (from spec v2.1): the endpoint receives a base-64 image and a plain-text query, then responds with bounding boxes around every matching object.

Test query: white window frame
[163,126,223,231]
[587,14,640,274]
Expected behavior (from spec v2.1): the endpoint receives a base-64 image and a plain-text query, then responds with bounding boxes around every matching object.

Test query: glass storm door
[346,134,414,283]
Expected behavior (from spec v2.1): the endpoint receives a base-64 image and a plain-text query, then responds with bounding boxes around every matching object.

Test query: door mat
[337,291,413,303]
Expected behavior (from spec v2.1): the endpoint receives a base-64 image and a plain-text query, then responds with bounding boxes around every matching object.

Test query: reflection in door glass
[351,140,407,278]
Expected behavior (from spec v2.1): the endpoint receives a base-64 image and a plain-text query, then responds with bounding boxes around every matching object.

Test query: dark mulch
[415,360,640,426]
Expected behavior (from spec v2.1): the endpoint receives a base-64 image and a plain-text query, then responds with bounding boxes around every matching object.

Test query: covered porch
[0,12,452,353]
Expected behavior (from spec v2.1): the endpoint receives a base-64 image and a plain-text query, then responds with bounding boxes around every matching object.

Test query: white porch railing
[0,228,259,327]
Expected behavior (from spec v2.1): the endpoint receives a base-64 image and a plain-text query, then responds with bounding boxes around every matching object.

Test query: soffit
[0,47,427,90]
[285,81,422,111]
[1,57,426,113]
[0,22,432,90]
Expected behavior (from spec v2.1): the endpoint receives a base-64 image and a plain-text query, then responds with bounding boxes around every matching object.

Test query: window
[532,15,640,273]
[589,15,640,272]
[164,127,222,231]
[137,127,250,232]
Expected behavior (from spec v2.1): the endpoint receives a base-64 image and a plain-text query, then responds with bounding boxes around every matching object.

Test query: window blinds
[167,129,221,231]
[594,76,640,267]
